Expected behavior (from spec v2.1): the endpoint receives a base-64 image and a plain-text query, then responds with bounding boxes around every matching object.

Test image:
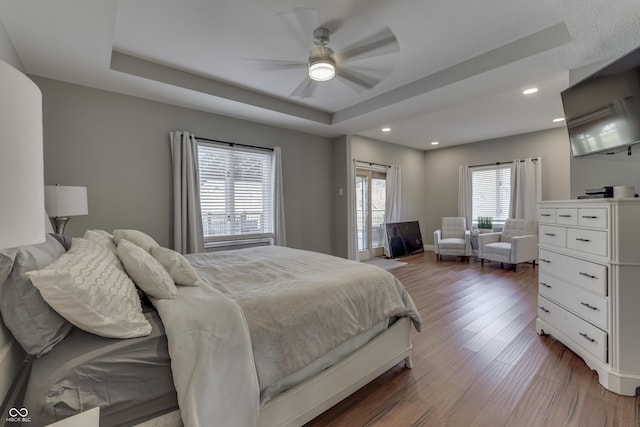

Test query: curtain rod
[469,157,539,168]
[354,159,391,168]
[195,136,274,152]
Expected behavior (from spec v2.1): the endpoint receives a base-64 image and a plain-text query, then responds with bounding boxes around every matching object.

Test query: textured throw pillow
[113,229,159,253]
[83,229,117,254]
[118,240,177,299]
[0,235,73,357]
[27,240,151,339]
[151,246,200,287]
[68,237,124,271]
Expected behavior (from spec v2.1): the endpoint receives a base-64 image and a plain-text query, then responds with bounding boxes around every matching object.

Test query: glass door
[356,169,386,259]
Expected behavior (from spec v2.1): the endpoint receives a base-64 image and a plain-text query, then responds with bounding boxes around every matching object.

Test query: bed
[0,231,422,427]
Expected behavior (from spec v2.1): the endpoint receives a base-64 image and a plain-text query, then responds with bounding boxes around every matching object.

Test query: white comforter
[152,246,422,427]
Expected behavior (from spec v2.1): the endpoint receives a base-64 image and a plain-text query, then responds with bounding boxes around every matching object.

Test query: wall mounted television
[386,221,424,259]
[561,45,640,157]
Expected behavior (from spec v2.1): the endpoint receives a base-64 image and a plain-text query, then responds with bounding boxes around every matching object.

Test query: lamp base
[52,217,70,235]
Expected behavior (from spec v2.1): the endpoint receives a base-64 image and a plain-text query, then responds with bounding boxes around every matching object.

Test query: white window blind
[197,143,274,243]
[471,165,511,225]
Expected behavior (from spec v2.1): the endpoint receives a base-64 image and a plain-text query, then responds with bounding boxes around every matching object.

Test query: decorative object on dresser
[44,185,89,234]
[536,199,640,395]
[433,217,470,262]
[477,218,538,271]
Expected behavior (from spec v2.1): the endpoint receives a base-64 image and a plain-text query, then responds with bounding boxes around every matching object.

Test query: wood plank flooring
[305,252,640,427]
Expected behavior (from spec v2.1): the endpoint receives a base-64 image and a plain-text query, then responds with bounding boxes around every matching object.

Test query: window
[471,165,511,226]
[197,143,274,245]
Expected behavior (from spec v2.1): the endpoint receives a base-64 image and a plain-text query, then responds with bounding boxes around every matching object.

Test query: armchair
[433,217,471,262]
[478,219,538,271]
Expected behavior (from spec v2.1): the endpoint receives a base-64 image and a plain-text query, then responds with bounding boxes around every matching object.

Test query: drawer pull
[538,306,550,313]
[544,233,557,237]
[582,215,598,219]
[575,238,591,242]
[579,272,597,279]
[558,214,572,218]
[540,258,551,263]
[580,302,599,311]
[579,332,596,343]
[541,214,552,217]
[540,282,552,288]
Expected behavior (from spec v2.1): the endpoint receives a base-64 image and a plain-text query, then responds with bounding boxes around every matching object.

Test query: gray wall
[33,77,334,254]
[570,150,640,198]
[423,127,571,245]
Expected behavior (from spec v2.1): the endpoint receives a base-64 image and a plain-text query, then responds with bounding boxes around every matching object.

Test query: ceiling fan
[248,8,400,98]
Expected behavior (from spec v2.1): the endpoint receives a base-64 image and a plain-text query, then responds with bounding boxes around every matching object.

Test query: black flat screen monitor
[386,221,424,259]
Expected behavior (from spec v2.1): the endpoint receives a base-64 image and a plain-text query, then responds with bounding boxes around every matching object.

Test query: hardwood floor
[305,252,640,427]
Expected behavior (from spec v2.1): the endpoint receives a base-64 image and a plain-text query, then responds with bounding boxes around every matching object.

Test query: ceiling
[2,0,640,150]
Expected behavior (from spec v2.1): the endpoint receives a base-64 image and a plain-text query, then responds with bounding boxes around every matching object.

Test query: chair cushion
[483,241,512,257]
[439,238,466,250]
[501,219,536,243]
[441,217,466,239]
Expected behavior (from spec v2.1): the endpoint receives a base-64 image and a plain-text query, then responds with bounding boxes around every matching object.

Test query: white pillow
[118,240,177,299]
[151,246,200,287]
[26,241,151,339]
[113,229,159,253]
[83,229,117,254]
[68,237,124,271]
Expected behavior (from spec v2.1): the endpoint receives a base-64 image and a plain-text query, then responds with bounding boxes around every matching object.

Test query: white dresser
[536,198,640,396]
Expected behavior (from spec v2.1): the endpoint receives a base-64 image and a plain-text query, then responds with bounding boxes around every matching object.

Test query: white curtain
[509,157,542,220]
[384,165,401,257]
[348,159,359,261]
[169,131,204,254]
[458,165,472,229]
[271,146,286,246]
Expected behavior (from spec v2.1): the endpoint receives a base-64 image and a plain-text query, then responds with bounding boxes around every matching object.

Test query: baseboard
[423,245,434,252]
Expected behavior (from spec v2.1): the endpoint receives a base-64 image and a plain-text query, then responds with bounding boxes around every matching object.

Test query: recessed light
[523,88,539,95]
[553,117,565,123]
[381,127,391,132]
[431,141,439,145]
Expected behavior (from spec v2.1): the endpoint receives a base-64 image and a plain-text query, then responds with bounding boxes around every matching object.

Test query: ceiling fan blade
[334,27,399,63]
[290,77,316,98]
[277,7,319,49]
[244,58,307,71]
[335,67,381,92]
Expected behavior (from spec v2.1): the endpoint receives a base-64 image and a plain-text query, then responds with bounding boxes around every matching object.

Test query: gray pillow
[0,235,73,357]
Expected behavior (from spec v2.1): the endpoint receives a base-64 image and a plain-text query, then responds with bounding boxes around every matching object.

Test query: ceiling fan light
[309,58,335,81]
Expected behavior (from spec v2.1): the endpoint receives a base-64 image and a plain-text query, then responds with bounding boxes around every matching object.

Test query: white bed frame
[0,317,413,427]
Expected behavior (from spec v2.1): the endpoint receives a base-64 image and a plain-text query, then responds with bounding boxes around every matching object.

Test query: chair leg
[532,260,536,268]
[481,259,484,267]
[513,264,517,272]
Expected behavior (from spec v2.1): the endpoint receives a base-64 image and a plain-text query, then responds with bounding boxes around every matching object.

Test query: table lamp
[44,185,88,234]
[0,59,45,249]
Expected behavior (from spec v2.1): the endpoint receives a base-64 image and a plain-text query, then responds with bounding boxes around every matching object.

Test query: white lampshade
[0,60,45,249]
[45,185,88,217]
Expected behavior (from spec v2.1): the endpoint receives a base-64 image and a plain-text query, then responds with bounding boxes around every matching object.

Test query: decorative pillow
[150,246,200,287]
[83,229,117,254]
[117,240,177,299]
[0,235,73,357]
[113,229,159,253]
[68,237,124,271]
[26,239,151,339]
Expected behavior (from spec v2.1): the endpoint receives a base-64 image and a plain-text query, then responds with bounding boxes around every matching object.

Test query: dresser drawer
[567,228,608,257]
[578,208,608,229]
[538,273,608,330]
[539,225,566,247]
[538,296,607,363]
[556,208,578,225]
[539,208,556,224]
[539,249,607,296]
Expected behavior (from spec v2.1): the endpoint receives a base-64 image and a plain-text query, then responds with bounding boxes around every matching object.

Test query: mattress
[23,308,390,426]
[23,310,177,427]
